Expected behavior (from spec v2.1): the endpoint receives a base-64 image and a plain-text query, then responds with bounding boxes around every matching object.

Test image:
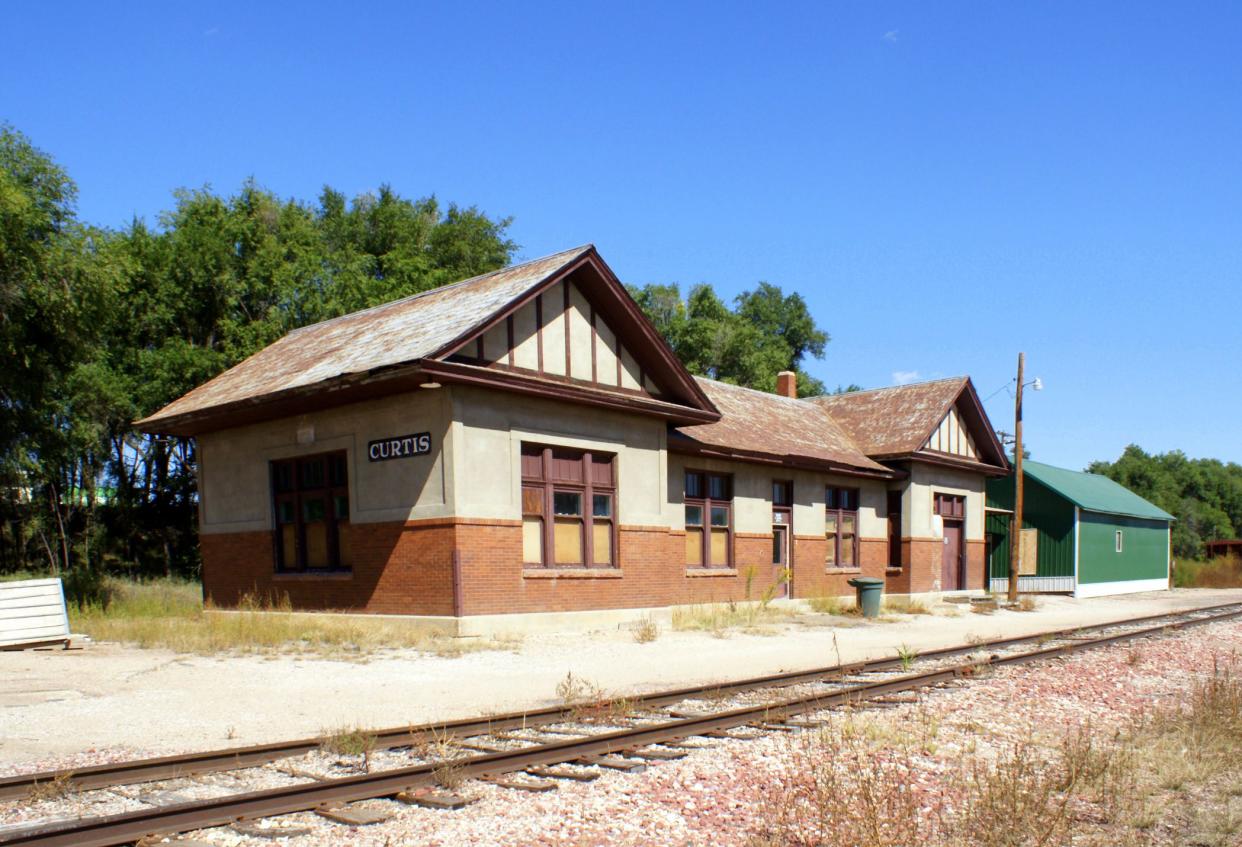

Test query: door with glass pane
[772,523,790,598]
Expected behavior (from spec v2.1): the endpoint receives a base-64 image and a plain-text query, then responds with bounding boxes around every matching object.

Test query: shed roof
[138,246,596,430]
[1022,460,1175,522]
[671,378,891,476]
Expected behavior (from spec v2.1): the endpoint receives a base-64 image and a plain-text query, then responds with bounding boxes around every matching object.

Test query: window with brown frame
[521,444,615,568]
[685,471,732,567]
[772,480,793,566]
[825,486,859,568]
[271,451,351,572]
[933,492,965,519]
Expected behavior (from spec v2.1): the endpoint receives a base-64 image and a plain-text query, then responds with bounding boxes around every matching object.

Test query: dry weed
[70,578,499,658]
[26,771,74,802]
[631,614,660,643]
[884,597,931,615]
[321,726,377,772]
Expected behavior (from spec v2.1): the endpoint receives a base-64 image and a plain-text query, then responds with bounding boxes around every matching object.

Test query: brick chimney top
[776,370,798,399]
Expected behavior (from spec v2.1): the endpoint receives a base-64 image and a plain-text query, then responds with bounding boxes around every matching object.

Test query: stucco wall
[664,454,888,538]
[196,389,452,535]
[907,462,987,541]
[448,386,671,527]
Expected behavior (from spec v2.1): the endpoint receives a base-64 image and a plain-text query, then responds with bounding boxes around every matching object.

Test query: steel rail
[2,601,1240,803]
[6,603,1242,847]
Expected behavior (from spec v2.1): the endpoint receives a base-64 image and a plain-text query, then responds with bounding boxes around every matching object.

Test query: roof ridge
[691,374,821,406]
[810,375,967,400]
[1021,460,1175,520]
[287,244,594,337]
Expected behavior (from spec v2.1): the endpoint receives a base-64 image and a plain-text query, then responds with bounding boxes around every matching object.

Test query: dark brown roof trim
[422,360,719,425]
[135,363,431,437]
[668,436,899,481]
[941,379,1010,470]
[899,449,1011,478]
[434,247,718,417]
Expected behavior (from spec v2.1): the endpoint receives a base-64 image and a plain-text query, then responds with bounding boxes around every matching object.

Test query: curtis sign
[368,432,432,462]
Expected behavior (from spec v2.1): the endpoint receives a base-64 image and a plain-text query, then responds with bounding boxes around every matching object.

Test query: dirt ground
[2,588,1240,770]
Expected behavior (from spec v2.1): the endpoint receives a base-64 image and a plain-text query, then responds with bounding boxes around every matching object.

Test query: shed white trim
[1073,577,1169,599]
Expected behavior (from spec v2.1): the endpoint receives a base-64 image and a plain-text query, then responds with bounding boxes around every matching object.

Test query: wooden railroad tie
[576,755,647,773]
[396,789,478,809]
[525,765,601,781]
[479,773,558,792]
[623,747,687,761]
[316,803,395,825]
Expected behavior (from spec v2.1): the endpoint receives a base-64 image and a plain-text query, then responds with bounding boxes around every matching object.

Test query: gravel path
[3,588,1239,767]
[4,599,1241,845]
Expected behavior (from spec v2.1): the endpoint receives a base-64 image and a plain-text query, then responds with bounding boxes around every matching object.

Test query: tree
[628,280,830,396]
[1089,445,1242,559]
[0,125,127,575]
[0,124,517,582]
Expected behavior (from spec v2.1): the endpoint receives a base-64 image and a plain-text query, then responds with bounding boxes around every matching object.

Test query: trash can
[847,577,884,619]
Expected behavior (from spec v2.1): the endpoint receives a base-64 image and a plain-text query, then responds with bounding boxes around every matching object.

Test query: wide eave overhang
[668,434,900,481]
[879,449,1011,478]
[136,359,719,437]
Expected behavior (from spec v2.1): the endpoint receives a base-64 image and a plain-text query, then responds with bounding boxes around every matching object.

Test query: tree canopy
[1088,445,1242,559]
[628,280,830,396]
[0,125,516,583]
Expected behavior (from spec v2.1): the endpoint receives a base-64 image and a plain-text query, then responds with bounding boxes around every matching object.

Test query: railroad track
[4,601,1242,847]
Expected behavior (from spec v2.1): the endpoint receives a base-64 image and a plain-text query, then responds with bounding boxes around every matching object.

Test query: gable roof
[670,378,892,477]
[137,246,719,435]
[1021,460,1175,522]
[807,377,1008,469]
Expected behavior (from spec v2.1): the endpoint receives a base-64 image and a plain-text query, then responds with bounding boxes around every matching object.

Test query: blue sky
[4,2,1240,470]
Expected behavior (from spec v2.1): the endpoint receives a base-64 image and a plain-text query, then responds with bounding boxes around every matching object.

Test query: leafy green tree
[0,124,517,581]
[1089,444,1242,559]
[628,280,830,396]
[0,125,128,576]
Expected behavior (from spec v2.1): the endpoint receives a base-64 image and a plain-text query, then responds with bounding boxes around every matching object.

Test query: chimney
[776,370,798,399]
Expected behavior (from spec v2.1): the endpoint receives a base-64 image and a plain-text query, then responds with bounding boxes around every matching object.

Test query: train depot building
[139,246,1014,632]
[986,460,1174,598]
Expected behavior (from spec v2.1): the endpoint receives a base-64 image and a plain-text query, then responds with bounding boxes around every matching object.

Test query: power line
[983,375,1013,402]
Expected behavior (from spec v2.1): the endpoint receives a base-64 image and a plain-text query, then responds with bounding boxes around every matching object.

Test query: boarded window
[1019,528,1039,575]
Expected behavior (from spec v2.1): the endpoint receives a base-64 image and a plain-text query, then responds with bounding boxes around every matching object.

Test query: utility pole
[1007,352,1025,603]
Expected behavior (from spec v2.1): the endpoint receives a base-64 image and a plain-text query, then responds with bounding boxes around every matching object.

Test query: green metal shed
[986,460,1173,598]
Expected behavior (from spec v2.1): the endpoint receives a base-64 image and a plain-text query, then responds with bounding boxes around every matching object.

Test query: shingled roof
[671,378,892,476]
[808,377,971,458]
[138,246,596,431]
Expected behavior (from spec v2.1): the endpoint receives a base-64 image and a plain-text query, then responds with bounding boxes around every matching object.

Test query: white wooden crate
[0,578,71,649]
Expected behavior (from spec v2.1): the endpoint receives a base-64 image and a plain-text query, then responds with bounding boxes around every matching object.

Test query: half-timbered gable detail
[809,377,1007,472]
[923,404,980,460]
[137,243,1027,631]
[137,245,716,437]
[450,277,662,397]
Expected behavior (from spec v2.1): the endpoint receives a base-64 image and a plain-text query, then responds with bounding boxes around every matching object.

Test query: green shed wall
[1078,512,1169,584]
[986,475,1075,580]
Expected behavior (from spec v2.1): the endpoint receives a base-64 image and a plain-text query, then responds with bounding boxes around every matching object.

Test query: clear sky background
[3,2,1240,470]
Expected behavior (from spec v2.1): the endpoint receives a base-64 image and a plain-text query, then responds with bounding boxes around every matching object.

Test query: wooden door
[772,524,790,598]
[942,520,964,590]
